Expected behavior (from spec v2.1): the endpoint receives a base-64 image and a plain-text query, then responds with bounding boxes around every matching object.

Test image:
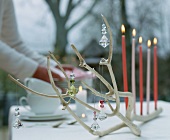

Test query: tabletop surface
[9,101,170,140]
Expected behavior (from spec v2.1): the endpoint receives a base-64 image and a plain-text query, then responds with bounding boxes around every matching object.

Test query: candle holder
[8,14,162,137]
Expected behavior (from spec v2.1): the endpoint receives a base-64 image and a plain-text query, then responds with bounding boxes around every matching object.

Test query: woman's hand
[56,64,75,71]
[33,65,64,83]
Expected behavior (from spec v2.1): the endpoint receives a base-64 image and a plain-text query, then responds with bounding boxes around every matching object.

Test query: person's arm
[1,0,56,67]
[0,41,38,81]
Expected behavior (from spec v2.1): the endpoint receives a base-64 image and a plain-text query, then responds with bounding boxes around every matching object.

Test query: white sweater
[0,0,55,81]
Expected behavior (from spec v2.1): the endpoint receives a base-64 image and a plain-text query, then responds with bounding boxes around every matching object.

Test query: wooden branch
[8,75,69,99]
[65,105,95,135]
[116,112,141,136]
[71,96,116,117]
[49,51,70,88]
[47,56,68,107]
[82,81,116,101]
[93,123,126,136]
[71,44,114,95]
[132,108,163,122]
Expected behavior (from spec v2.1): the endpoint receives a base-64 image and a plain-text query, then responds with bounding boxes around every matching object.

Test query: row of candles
[121,25,158,115]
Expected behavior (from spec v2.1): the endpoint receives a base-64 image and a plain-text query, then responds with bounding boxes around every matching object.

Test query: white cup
[19,78,61,114]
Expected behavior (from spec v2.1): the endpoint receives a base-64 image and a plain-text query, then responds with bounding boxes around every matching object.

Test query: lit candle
[139,36,143,115]
[153,38,158,110]
[121,24,128,109]
[76,86,87,117]
[131,29,136,114]
[146,40,151,114]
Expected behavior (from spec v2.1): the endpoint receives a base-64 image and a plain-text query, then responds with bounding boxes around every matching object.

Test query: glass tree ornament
[13,108,23,129]
[99,23,110,48]
[91,111,100,131]
[98,100,107,121]
[68,73,78,96]
[13,79,23,129]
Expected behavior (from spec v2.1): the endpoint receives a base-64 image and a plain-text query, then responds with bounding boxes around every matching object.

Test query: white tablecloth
[9,101,170,140]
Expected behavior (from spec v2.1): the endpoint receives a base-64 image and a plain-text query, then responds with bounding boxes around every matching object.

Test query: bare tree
[45,0,99,57]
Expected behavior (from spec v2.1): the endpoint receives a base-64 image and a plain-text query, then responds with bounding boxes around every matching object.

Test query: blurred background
[0,0,170,138]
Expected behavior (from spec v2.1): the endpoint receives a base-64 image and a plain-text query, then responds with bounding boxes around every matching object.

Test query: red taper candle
[153,38,158,110]
[121,24,128,109]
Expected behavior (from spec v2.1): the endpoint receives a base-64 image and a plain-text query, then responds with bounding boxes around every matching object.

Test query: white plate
[20,110,69,121]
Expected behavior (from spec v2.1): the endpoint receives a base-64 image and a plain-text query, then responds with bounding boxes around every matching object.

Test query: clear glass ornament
[91,121,100,131]
[98,100,107,121]
[70,73,75,85]
[99,35,110,48]
[14,111,20,117]
[13,118,23,129]
[101,24,107,35]
[99,23,110,48]
[15,107,19,111]
[91,111,100,131]
[98,109,107,121]
[70,73,75,80]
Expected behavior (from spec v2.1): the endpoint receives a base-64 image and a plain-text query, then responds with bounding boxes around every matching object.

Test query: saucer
[20,110,69,121]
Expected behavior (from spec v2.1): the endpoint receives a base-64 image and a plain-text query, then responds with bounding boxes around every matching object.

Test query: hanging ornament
[99,23,110,48]
[68,73,78,96]
[13,79,23,129]
[13,107,23,129]
[91,111,100,131]
[13,118,23,129]
[14,107,20,117]
[98,100,107,121]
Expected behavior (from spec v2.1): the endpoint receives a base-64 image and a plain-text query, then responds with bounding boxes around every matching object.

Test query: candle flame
[121,24,125,34]
[82,113,86,118]
[79,86,82,92]
[147,40,151,48]
[139,36,142,44]
[153,38,158,45]
[132,29,136,37]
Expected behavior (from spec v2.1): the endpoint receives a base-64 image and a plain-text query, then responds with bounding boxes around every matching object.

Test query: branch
[64,0,82,22]
[82,81,116,101]
[67,0,99,31]
[71,44,114,95]
[45,0,60,21]
[47,56,68,107]
[49,51,70,88]
[8,75,69,98]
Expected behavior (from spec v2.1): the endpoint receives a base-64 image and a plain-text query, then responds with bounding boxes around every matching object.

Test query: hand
[56,64,75,71]
[32,65,64,83]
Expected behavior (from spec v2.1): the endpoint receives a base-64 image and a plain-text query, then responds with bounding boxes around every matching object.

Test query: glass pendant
[98,100,107,121]
[91,111,100,131]
[68,73,78,96]
[99,35,110,48]
[13,107,23,129]
[99,23,110,48]
[13,118,23,129]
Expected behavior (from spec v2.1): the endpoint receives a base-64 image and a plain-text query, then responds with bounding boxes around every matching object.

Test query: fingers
[56,64,75,71]
[51,71,64,81]
[32,65,64,83]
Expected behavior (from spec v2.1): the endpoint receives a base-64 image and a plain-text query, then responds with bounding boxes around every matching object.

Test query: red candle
[153,38,158,110]
[121,25,128,109]
[139,36,143,115]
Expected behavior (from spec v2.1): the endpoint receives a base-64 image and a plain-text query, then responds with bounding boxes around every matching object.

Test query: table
[9,101,170,140]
